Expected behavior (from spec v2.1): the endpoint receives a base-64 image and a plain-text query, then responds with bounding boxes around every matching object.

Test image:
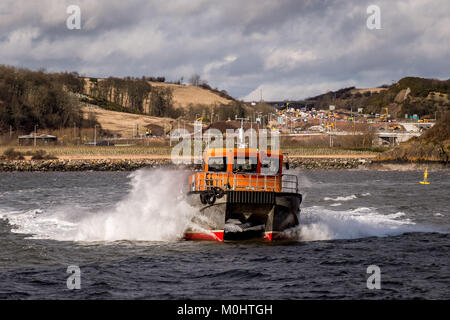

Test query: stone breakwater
[0,159,174,172]
[287,158,371,170]
[0,158,372,171]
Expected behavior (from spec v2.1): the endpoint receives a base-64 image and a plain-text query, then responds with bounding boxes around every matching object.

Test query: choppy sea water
[0,169,449,299]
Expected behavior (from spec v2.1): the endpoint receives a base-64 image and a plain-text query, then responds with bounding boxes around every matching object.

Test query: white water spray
[282,206,435,241]
[1,170,197,242]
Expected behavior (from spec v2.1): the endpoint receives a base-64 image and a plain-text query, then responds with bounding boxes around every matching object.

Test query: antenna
[235,116,249,148]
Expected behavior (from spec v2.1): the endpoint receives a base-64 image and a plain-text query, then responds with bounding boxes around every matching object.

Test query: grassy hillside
[82,77,234,115]
[80,75,273,126]
[365,77,450,117]
[310,77,450,119]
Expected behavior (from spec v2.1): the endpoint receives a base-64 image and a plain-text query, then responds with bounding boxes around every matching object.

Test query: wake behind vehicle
[185,147,302,241]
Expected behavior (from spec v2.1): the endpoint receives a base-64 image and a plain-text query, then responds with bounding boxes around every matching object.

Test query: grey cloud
[0,0,449,100]
[219,54,264,77]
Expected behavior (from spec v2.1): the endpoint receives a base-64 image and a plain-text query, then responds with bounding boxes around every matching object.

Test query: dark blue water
[0,169,449,299]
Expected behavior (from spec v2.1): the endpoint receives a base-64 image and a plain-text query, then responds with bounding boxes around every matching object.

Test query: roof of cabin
[205,148,282,157]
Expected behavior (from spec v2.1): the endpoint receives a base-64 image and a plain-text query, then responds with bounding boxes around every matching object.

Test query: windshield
[233,156,257,173]
[260,157,280,175]
[207,157,227,172]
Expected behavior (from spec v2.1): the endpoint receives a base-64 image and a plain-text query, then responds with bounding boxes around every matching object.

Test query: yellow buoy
[420,168,430,184]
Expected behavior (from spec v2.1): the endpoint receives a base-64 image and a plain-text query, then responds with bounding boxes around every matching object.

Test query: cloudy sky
[1,0,449,100]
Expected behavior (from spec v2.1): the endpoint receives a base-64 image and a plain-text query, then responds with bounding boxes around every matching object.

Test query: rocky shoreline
[0,159,173,172]
[0,158,447,172]
[287,158,370,170]
[0,157,370,171]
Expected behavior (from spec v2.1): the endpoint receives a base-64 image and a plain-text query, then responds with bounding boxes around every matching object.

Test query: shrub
[1,148,24,160]
[30,150,57,160]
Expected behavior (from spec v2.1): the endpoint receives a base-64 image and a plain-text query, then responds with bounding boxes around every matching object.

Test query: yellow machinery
[380,108,389,122]
[387,124,403,131]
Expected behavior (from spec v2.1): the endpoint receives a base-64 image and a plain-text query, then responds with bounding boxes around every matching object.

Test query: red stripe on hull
[264,232,273,241]
[264,232,284,241]
[185,231,224,242]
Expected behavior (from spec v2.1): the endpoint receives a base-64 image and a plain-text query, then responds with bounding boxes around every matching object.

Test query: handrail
[189,172,299,193]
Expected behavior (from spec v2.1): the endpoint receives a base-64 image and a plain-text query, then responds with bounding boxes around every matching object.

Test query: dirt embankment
[375,111,450,163]
[82,77,233,111]
[81,106,176,137]
[148,81,233,108]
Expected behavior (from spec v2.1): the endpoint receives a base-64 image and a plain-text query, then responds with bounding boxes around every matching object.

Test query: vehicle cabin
[204,148,283,175]
[189,148,285,193]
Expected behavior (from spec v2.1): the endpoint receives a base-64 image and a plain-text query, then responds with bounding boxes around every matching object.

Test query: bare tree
[188,74,201,86]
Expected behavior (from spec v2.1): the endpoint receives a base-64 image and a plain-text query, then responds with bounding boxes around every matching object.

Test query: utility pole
[351,106,355,134]
[169,122,172,147]
[94,125,98,146]
[34,124,38,147]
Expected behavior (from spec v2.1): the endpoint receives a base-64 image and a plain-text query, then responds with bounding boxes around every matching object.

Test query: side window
[260,157,280,175]
[233,156,258,173]
[207,157,227,172]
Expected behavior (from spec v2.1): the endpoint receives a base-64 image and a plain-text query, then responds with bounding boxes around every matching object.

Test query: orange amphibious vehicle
[185,147,302,241]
